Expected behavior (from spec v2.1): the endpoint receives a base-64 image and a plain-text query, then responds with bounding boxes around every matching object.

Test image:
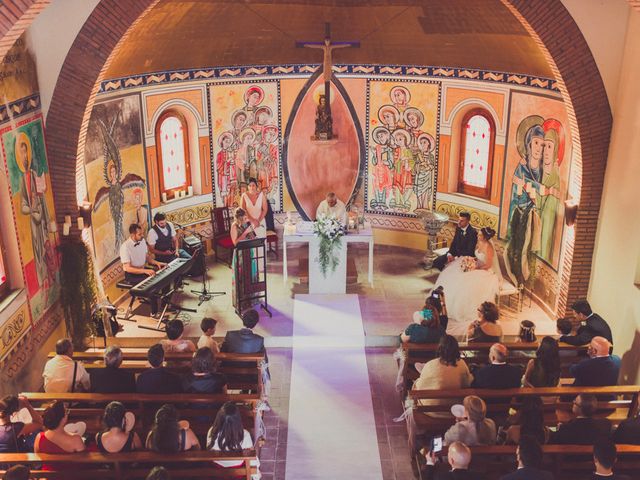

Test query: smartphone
[431,435,443,454]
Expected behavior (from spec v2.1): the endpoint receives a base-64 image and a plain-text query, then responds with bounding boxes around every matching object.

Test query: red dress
[35,432,76,471]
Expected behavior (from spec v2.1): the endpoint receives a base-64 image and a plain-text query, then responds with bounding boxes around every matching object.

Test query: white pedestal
[309,236,347,294]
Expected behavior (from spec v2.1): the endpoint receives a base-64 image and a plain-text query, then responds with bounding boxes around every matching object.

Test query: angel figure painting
[84,96,147,271]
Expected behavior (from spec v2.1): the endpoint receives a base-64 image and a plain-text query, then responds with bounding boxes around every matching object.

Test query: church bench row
[21,392,264,439]
[405,385,640,445]
[416,444,640,479]
[48,351,265,363]
[0,450,258,479]
[397,341,589,398]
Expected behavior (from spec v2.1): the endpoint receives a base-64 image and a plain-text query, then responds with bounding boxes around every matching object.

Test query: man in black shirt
[500,435,553,480]
[471,343,522,389]
[591,440,631,479]
[560,299,613,346]
[90,346,135,393]
[550,394,611,445]
[422,441,484,479]
[136,344,183,394]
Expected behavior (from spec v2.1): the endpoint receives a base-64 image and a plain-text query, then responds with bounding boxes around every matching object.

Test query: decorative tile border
[99,64,558,95]
[435,200,499,230]
[0,94,41,123]
[0,302,30,362]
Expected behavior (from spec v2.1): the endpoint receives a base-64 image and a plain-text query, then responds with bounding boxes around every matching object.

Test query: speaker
[183,235,205,277]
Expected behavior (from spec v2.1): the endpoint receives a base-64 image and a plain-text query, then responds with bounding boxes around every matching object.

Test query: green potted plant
[59,239,98,349]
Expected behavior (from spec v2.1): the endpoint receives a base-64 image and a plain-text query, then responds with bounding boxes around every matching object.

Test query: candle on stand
[188,186,193,196]
[49,221,57,233]
[77,217,84,230]
[64,215,71,224]
[162,192,168,203]
[63,223,70,236]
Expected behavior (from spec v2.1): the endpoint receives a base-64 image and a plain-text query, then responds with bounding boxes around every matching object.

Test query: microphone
[174,222,184,229]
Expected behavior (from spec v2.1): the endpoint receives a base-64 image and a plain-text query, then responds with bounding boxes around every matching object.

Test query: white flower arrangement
[460,256,477,272]
[313,215,345,276]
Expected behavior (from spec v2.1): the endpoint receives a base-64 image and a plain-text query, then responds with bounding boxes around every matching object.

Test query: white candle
[63,223,70,236]
[180,190,186,198]
[64,215,71,224]
[188,186,193,196]
[162,192,168,203]
[77,217,84,230]
[49,221,57,233]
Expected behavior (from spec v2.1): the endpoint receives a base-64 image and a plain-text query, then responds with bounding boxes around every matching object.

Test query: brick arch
[35,0,610,311]
[0,0,50,62]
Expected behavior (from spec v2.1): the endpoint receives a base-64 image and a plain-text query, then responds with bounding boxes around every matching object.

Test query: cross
[296,23,359,115]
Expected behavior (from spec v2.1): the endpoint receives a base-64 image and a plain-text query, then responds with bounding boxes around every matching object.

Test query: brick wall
[0,0,49,63]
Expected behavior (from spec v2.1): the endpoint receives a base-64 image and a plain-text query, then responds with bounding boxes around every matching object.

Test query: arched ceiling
[104,0,554,79]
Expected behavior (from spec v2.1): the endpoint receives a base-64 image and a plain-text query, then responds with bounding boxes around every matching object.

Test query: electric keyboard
[130,257,193,298]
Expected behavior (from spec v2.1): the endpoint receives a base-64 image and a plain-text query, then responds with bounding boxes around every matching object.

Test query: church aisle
[286,294,384,480]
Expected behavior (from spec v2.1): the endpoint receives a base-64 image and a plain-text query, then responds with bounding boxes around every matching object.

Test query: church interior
[0,0,639,478]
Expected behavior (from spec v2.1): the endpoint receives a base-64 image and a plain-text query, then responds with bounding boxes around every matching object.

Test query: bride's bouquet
[313,215,345,276]
[460,256,477,272]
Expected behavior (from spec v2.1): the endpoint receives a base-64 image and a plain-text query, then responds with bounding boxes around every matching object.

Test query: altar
[283,225,374,294]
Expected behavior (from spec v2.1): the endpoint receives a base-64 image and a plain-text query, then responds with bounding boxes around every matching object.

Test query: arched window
[0,232,9,299]
[458,108,496,199]
[156,110,190,200]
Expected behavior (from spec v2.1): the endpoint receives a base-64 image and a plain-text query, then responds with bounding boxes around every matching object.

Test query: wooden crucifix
[296,23,359,140]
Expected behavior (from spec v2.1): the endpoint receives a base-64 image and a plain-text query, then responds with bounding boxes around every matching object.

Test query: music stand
[233,237,272,317]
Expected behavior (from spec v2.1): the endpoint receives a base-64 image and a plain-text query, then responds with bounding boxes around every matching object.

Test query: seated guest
[401,304,445,344]
[550,394,612,445]
[136,344,183,394]
[522,336,561,388]
[34,401,85,471]
[422,441,484,479]
[0,395,43,452]
[467,302,502,343]
[428,286,449,331]
[96,401,142,453]
[591,439,631,479]
[560,299,613,346]
[222,309,266,355]
[570,336,620,387]
[556,318,573,336]
[146,466,171,480]
[146,404,200,452]
[90,346,136,393]
[182,347,227,394]
[207,402,260,471]
[3,465,30,480]
[161,319,196,353]
[471,343,522,389]
[197,317,220,354]
[42,338,90,393]
[413,335,473,411]
[504,396,550,445]
[444,396,496,446]
[500,435,554,480]
[612,413,640,445]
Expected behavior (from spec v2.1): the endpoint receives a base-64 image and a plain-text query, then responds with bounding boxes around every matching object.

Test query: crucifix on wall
[296,23,359,140]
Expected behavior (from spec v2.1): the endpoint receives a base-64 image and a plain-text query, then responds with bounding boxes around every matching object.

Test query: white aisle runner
[285,294,383,480]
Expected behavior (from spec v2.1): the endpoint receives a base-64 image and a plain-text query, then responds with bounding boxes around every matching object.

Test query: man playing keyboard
[120,223,166,318]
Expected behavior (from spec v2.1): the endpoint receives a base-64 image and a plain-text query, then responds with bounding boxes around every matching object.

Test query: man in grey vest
[147,212,191,263]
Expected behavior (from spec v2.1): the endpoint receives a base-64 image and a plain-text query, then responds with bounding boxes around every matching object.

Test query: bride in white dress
[434,227,502,335]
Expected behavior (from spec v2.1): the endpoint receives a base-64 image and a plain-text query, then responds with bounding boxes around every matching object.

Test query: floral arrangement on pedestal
[460,256,477,272]
[313,215,344,276]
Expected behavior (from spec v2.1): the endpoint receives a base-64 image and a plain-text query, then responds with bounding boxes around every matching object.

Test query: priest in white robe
[316,192,347,225]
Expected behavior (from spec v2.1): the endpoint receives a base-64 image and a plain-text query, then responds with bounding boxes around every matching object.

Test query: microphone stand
[178,223,225,306]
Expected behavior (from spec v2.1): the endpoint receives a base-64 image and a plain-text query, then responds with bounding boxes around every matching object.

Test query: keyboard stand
[137,287,197,332]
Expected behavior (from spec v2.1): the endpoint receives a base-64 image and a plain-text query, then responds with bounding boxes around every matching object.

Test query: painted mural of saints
[370,85,436,214]
[215,85,279,208]
[93,117,145,250]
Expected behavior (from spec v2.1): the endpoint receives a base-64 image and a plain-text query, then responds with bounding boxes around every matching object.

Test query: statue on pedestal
[315,95,333,140]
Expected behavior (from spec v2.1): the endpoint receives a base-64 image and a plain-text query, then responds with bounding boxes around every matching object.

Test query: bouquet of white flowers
[460,256,477,272]
[313,215,345,276]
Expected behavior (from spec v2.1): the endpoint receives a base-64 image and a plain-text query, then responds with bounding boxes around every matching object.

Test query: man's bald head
[447,441,472,469]
[490,343,508,364]
[326,192,337,207]
[590,336,611,357]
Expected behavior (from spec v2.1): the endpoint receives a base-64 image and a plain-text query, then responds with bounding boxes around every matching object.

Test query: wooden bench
[417,444,640,479]
[405,385,640,451]
[0,450,259,479]
[21,392,265,440]
[397,341,589,398]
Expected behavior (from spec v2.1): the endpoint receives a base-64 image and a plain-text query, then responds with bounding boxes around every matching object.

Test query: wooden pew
[21,392,263,440]
[416,444,640,479]
[406,385,640,449]
[398,341,589,398]
[0,450,259,479]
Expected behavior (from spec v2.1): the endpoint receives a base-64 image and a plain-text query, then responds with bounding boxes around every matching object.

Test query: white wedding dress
[435,242,502,336]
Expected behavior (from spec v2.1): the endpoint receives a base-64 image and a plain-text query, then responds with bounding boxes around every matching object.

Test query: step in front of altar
[298,256,358,285]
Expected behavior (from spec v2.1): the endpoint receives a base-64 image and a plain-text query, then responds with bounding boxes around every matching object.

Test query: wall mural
[84,95,147,272]
[500,91,572,286]
[366,80,440,216]
[209,82,281,211]
[1,115,60,320]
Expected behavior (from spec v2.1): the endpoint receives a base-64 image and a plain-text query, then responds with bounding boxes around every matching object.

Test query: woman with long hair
[146,404,200,452]
[400,299,444,344]
[207,402,260,473]
[230,207,258,311]
[444,395,497,446]
[504,396,550,445]
[95,401,142,453]
[0,395,42,453]
[523,336,561,388]
[34,401,85,471]
[467,301,503,343]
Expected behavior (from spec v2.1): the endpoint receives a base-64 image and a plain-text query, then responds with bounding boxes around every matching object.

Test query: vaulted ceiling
[104,0,553,79]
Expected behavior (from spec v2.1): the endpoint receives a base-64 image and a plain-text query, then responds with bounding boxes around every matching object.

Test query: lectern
[233,237,272,317]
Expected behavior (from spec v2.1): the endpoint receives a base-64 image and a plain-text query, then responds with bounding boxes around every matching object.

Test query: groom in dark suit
[433,212,478,271]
